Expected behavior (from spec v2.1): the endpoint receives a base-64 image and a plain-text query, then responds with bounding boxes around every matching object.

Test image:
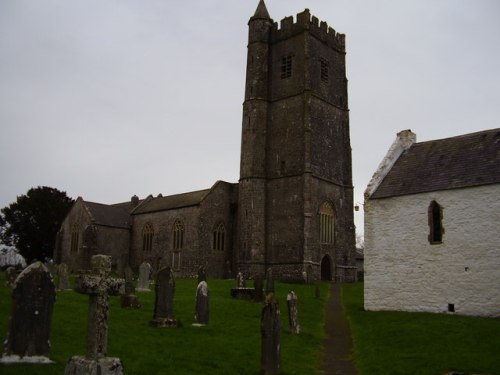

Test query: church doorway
[321,255,332,281]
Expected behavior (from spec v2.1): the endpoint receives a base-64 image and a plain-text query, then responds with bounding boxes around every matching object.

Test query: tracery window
[70,223,80,253]
[173,220,184,250]
[142,223,154,252]
[319,202,335,244]
[213,222,226,251]
[428,200,444,244]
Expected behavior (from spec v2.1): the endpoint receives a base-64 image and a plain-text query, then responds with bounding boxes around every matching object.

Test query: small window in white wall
[428,200,444,244]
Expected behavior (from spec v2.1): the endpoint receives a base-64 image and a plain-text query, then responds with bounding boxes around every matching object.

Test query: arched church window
[173,220,184,250]
[213,222,226,251]
[319,202,335,244]
[142,223,154,252]
[70,223,80,253]
[428,200,444,244]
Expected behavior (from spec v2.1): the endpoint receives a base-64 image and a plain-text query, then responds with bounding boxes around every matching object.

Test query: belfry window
[213,223,226,251]
[142,223,154,252]
[319,202,335,244]
[428,200,444,244]
[70,223,80,253]
[320,58,329,83]
[281,55,292,79]
[173,220,184,250]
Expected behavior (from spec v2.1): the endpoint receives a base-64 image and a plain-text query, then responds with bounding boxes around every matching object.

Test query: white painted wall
[364,184,500,317]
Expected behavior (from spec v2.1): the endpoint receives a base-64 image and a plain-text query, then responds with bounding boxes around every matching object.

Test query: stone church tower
[56,1,356,282]
[237,1,356,281]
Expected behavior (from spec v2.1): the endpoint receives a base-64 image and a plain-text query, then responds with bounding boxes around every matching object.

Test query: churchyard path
[321,283,358,375]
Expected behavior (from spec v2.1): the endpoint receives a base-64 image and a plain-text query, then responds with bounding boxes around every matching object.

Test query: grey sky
[1,0,499,234]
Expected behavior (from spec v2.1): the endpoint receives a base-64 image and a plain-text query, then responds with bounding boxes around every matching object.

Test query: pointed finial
[253,0,271,19]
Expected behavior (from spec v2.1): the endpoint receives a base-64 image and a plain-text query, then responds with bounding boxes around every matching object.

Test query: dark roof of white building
[370,128,500,199]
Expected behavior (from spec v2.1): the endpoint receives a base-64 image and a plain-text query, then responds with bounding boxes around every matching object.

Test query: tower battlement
[271,9,345,52]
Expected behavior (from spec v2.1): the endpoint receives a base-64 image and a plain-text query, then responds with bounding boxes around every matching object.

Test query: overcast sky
[1,0,499,234]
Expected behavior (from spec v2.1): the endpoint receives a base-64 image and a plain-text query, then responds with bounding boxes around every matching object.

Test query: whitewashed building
[364,128,500,317]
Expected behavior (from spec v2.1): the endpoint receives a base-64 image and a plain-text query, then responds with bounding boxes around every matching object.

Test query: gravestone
[197,265,207,284]
[137,262,152,291]
[150,266,178,327]
[236,271,245,288]
[58,263,71,291]
[253,273,264,302]
[261,295,281,374]
[5,266,18,289]
[1,262,56,363]
[121,266,141,309]
[194,281,209,325]
[286,291,300,334]
[265,268,274,295]
[64,255,124,375]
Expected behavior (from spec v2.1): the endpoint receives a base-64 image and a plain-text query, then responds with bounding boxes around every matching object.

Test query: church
[54,1,357,282]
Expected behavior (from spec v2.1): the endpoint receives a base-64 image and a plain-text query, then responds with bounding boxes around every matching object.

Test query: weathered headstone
[197,265,207,284]
[236,271,245,288]
[254,273,264,302]
[64,255,124,375]
[58,263,71,291]
[286,291,300,334]
[5,266,18,289]
[150,266,178,327]
[1,262,56,363]
[265,267,274,295]
[261,295,281,375]
[121,266,141,309]
[194,281,209,325]
[137,262,152,291]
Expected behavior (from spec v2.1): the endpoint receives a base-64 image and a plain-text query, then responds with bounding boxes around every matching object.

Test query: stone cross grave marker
[194,281,209,325]
[137,262,151,291]
[286,291,300,334]
[150,266,178,327]
[261,295,281,375]
[64,255,124,375]
[58,263,71,290]
[1,261,56,363]
[121,266,141,308]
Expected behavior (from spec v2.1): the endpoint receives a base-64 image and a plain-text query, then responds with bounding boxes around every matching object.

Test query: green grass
[0,272,329,375]
[342,283,500,375]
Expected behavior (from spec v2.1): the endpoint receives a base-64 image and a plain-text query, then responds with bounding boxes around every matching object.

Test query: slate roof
[371,128,500,199]
[84,201,135,229]
[131,189,211,214]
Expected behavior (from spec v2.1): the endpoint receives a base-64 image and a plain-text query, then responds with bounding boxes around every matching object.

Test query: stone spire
[253,0,271,19]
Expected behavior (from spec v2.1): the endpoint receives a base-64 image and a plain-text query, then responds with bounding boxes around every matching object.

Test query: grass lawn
[0,272,329,375]
[342,283,500,375]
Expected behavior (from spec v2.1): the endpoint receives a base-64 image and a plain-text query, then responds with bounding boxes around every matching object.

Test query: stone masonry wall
[364,184,500,317]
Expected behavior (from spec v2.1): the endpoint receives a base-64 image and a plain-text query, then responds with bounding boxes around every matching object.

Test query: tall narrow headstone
[286,291,300,334]
[254,273,264,302]
[261,295,281,375]
[58,263,71,291]
[197,265,207,284]
[64,255,124,375]
[121,266,141,308]
[137,262,151,291]
[265,268,274,295]
[150,266,178,327]
[194,281,209,325]
[1,262,56,363]
[236,271,245,288]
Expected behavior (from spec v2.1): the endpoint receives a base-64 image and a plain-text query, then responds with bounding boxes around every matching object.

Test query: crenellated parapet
[271,9,345,52]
